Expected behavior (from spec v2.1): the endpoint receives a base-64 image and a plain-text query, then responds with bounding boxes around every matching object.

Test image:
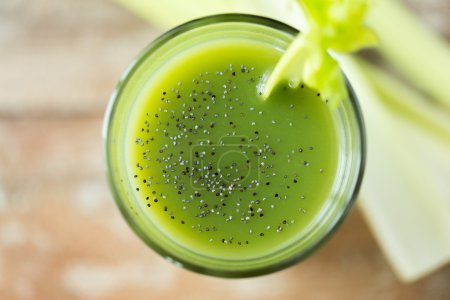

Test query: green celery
[262,0,377,106]
[339,56,450,282]
[366,0,450,110]
[362,61,450,146]
[114,0,306,30]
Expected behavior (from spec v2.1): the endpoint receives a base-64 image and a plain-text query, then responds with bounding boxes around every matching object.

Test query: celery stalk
[367,0,450,110]
[362,61,450,146]
[113,0,306,30]
[262,0,377,106]
[339,56,450,282]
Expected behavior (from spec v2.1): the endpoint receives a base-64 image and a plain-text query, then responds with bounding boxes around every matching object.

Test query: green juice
[105,15,364,276]
[127,40,338,259]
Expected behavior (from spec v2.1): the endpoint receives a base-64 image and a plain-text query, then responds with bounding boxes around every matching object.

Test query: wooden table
[0,0,449,299]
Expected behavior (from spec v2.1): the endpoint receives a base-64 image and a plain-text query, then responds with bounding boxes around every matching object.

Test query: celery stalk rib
[367,0,450,110]
[339,56,450,282]
[361,61,450,146]
[113,0,305,30]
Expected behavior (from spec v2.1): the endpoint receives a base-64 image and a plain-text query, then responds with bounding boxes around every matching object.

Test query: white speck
[13,279,34,300]
[29,227,55,252]
[217,273,290,298]
[0,185,7,213]
[0,220,26,248]
[62,261,176,298]
[75,181,109,215]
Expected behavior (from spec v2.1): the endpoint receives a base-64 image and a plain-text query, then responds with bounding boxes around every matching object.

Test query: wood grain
[0,0,449,299]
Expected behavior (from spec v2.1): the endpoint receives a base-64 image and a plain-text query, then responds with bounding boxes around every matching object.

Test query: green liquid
[127,39,338,259]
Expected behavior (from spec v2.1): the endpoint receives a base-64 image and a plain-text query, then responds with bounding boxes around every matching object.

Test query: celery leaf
[263,0,377,106]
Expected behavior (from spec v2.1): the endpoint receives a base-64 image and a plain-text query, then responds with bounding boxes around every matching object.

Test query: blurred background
[0,0,449,299]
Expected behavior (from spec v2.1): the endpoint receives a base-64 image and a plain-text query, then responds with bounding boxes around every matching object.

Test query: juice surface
[127,39,338,259]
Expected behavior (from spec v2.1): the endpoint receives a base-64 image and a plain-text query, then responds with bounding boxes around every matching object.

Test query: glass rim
[103,13,366,278]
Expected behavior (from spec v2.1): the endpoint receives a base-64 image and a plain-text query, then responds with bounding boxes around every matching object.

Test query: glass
[103,14,365,277]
